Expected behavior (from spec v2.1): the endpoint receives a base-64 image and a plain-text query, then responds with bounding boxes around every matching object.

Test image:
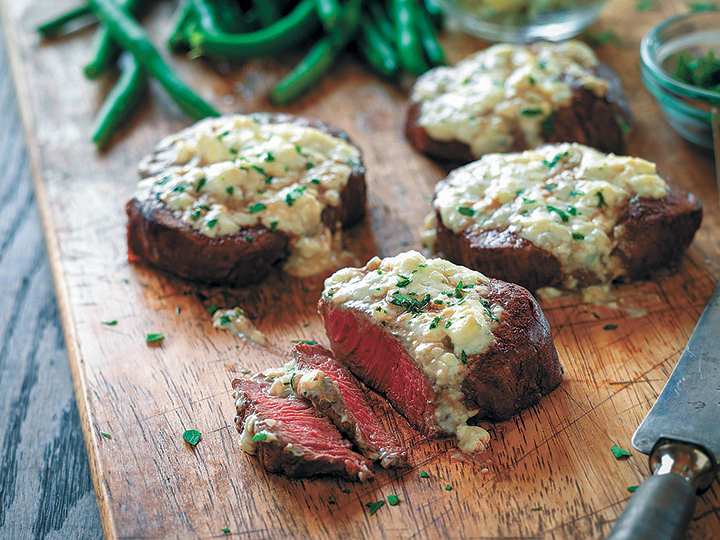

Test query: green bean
[191,0,224,35]
[88,0,219,119]
[168,1,196,53]
[189,0,320,60]
[369,2,395,43]
[315,0,341,30]
[423,0,444,29]
[391,0,428,76]
[254,0,281,28]
[84,0,142,80]
[37,6,93,39]
[359,14,398,77]
[270,0,363,105]
[415,6,445,66]
[92,54,147,149]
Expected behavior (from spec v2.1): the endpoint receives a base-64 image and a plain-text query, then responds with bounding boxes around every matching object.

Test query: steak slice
[232,378,373,481]
[291,343,408,468]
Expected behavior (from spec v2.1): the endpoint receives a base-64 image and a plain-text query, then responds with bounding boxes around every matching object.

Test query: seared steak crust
[127,113,366,286]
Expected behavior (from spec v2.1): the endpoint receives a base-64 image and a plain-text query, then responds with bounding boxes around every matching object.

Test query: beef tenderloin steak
[127,113,366,286]
[406,41,632,164]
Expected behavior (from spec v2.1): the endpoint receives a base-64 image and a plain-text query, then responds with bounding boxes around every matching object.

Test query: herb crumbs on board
[611,444,633,459]
[365,500,385,515]
[101,432,112,439]
[531,506,543,511]
[182,429,202,447]
[420,471,430,478]
[102,320,117,326]
[387,494,399,506]
[146,333,164,345]
[604,324,618,330]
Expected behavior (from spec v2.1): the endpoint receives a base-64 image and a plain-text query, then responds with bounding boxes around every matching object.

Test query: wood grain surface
[0,20,103,540]
[3,0,720,538]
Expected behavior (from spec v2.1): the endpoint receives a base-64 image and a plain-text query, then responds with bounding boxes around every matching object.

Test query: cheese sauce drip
[324,251,502,453]
[434,143,668,289]
[135,114,361,276]
[412,41,608,157]
[212,307,267,346]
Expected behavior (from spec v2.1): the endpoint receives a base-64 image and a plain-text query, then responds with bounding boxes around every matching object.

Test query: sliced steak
[232,378,373,481]
[292,343,408,468]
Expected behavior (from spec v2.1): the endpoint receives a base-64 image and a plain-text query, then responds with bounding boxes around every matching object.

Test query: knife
[607,282,720,540]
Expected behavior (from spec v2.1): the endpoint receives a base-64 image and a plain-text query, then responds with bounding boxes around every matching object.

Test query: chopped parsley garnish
[102,320,117,326]
[342,488,351,494]
[206,304,219,315]
[457,206,476,217]
[284,186,306,207]
[445,320,452,328]
[672,49,720,91]
[636,0,654,10]
[480,298,499,322]
[444,485,453,491]
[529,75,536,85]
[387,494,399,506]
[531,506,543,511]
[544,183,558,191]
[543,150,569,168]
[592,312,601,319]
[306,161,314,169]
[146,333,164,345]
[569,189,584,198]
[572,232,585,240]
[222,528,230,535]
[294,144,303,154]
[604,324,618,330]
[225,186,234,196]
[172,185,185,192]
[461,350,467,364]
[270,220,279,232]
[219,315,231,325]
[418,263,427,268]
[520,107,543,117]
[264,176,274,185]
[522,198,536,204]
[310,178,320,184]
[454,281,466,298]
[429,316,441,330]
[420,471,430,478]
[264,152,275,162]
[390,292,431,315]
[195,178,206,192]
[207,219,218,229]
[252,432,268,442]
[365,500,385,515]
[547,205,570,222]
[248,202,266,214]
[396,275,412,287]
[101,432,112,439]
[627,485,638,492]
[596,191,608,208]
[176,306,182,315]
[566,206,577,216]
[540,110,557,133]
[244,235,254,243]
[182,429,202,447]
[251,165,266,177]
[291,339,318,345]
[611,444,633,459]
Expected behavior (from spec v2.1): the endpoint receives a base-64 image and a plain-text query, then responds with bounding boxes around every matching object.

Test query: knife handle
[607,441,716,540]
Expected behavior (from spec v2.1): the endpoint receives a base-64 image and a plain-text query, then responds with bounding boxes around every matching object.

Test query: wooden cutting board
[3,0,719,538]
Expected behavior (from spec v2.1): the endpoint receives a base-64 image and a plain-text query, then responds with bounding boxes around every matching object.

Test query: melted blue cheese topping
[434,143,668,289]
[135,114,361,276]
[412,41,609,157]
[324,251,501,453]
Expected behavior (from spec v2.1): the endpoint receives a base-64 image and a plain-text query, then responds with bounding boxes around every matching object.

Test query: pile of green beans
[37,0,446,147]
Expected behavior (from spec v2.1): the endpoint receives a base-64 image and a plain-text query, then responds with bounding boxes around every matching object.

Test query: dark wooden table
[0,21,103,540]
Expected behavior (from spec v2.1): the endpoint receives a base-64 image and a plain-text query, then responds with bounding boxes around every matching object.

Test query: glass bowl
[437,0,608,43]
[640,11,720,149]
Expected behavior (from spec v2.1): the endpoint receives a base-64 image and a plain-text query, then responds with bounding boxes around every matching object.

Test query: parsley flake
[101,432,112,439]
[390,292,431,315]
[182,429,202,447]
[365,500,385,515]
[572,232,585,240]
[540,111,557,133]
[627,485,638,492]
[195,178,206,192]
[429,316,441,330]
[396,275,412,287]
[226,186,234,196]
[445,485,453,491]
[604,324,618,330]
[387,494,399,506]
[611,444,633,459]
[248,203,266,214]
[222,528,230,535]
[207,219,218,229]
[531,506,543,511]
[596,191,608,208]
[172,185,185,192]
[206,304,219,315]
[546,206,569,222]
[543,150,569,168]
[457,206,476,217]
[521,107,543,117]
[102,320,117,326]
[420,471,430,478]
[270,220,279,232]
[252,433,268,442]
[461,350,468,364]
[146,333,164,345]
[264,152,275,162]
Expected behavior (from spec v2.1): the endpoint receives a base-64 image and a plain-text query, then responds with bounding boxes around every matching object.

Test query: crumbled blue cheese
[412,41,609,157]
[213,307,267,346]
[433,143,668,289]
[324,251,499,453]
[135,114,361,276]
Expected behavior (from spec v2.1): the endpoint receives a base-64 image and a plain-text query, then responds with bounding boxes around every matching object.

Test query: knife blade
[607,281,720,540]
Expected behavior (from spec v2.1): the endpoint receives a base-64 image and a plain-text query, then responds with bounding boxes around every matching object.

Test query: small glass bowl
[640,11,720,149]
[437,0,608,43]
